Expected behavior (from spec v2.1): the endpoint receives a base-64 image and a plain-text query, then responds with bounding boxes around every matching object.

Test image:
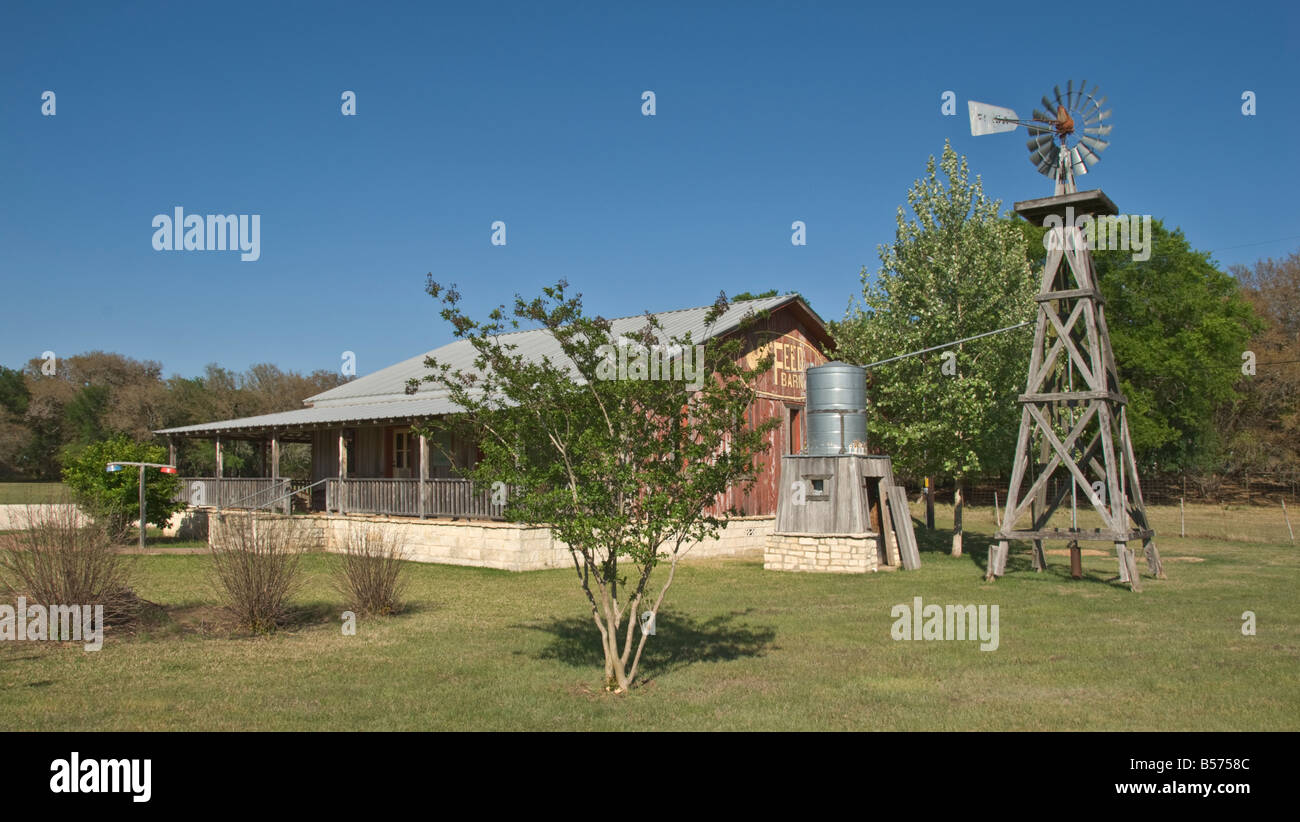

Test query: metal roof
[157,294,821,437]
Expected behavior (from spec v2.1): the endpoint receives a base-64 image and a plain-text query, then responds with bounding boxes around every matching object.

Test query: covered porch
[160,407,505,520]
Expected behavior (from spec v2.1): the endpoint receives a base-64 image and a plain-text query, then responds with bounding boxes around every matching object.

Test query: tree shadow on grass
[521,608,777,683]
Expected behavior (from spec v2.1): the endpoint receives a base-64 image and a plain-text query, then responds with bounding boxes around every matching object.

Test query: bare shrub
[209,514,303,633]
[0,504,138,625]
[333,524,408,616]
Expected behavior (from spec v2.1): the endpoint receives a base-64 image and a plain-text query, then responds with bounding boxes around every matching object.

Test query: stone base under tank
[763,532,885,574]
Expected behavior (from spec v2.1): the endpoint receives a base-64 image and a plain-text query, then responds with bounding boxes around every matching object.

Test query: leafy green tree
[1092,222,1262,472]
[61,435,184,541]
[412,280,778,692]
[834,142,1037,555]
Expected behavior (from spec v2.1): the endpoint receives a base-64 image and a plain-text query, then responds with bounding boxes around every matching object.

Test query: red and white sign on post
[105,461,179,551]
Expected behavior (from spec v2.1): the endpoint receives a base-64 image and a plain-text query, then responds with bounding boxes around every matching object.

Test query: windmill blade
[1027,133,1054,150]
[1081,92,1107,120]
[1074,79,1087,109]
[1080,134,1109,153]
[1076,142,1102,166]
[1083,100,1109,123]
[1067,79,1076,108]
[1054,85,1066,110]
[1084,124,1112,136]
[1029,148,1056,169]
[1042,94,1056,113]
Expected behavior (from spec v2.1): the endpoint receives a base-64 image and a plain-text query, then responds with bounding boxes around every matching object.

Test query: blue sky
[3,1,1297,381]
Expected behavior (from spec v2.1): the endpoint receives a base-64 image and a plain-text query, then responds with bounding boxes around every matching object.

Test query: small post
[418,433,428,519]
[337,428,348,515]
[1179,497,1185,538]
[925,475,935,530]
[214,436,224,511]
[270,432,284,514]
[138,464,147,552]
[1282,498,1295,544]
[1068,539,1082,579]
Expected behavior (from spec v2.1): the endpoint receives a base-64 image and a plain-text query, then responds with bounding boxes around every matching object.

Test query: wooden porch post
[168,438,177,469]
[270,432,284,514]
[214,436,224,511]
[337,429,348,515]
[419,433,428,519]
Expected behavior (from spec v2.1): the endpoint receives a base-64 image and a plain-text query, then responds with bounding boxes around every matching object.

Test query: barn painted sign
[745,331,828,400]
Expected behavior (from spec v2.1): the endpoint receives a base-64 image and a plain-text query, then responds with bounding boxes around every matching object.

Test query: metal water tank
[805,362,867,455]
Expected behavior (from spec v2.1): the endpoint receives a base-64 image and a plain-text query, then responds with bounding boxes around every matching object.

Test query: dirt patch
[1161,556,1205,563]
[1045,547,1109,557]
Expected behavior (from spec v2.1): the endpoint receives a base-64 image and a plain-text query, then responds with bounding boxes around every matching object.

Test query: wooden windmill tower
[969,82,1163,591]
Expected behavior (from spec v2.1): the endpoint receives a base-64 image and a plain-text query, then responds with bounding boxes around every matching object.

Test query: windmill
[969,80,1112,196]
[969,82,1162,591]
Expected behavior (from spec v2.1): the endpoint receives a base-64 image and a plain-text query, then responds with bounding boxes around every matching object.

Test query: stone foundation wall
[0,504,92,530]
[763,532,880,573]
[207,511,773,572]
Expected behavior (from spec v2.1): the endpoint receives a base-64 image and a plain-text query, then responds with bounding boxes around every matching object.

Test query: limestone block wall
[0,504,92,530]
[763,532,879,573]
[207,511,774,572]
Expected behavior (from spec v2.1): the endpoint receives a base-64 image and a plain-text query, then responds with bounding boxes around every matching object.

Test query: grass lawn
[0,483,69,505]
[1,505,1296,731]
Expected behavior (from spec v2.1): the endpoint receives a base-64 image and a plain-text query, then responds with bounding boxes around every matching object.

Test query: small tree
[209,514,303,633]
[0,504,138,625]
[411,280,778,692]
[333,523,409,616]
[61,435,183,541]
[834,142,1036,556]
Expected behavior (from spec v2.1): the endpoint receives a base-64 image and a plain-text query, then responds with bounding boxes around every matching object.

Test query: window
[803,473,831,501]
[392,429,408,468]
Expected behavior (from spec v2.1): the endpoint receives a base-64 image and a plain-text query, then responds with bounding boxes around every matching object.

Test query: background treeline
[0,355,348,481]
[0,246,1294,489]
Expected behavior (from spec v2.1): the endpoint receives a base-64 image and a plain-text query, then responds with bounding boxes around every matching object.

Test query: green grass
[1,507,1296,731]
[0,483,69,505]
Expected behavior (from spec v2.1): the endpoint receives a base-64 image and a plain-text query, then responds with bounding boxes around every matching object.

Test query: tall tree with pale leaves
[834,142,1037,556]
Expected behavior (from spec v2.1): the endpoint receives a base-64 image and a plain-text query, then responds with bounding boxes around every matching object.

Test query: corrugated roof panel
[157,294,813,436]
[306,295,797,407]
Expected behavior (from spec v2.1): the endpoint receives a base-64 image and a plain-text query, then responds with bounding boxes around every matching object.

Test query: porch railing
[326,478,506,520]
[177,477,504,520]
[176,478,289,510]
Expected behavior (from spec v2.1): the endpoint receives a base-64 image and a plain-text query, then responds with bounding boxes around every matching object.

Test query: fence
[898,473,1300,506]
[896,473,1298,544]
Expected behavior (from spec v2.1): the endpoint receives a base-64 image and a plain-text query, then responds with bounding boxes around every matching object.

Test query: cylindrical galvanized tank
[805,362,867,455]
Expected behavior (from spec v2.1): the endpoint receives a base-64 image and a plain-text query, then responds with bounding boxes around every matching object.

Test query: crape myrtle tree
[834,142,1037,556]
[410,279,777,693]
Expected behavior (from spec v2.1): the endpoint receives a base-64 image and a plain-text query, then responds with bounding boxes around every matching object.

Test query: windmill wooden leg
[1116,542,1141,592]
[993,538,1013,577]
[1143,536,1164,579]
[1032,540,1047,572]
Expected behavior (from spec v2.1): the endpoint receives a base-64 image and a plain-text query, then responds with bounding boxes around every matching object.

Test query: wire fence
[896,472,1300,545]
